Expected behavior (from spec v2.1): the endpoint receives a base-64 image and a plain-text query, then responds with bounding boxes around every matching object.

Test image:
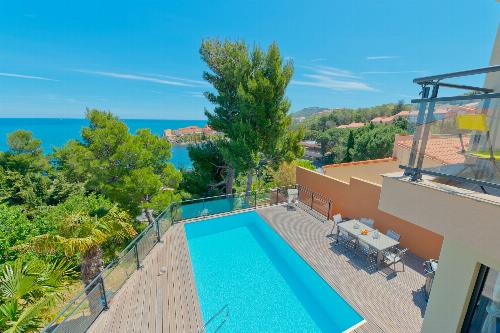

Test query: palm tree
[25,205,136,291]
[0,258,75,333]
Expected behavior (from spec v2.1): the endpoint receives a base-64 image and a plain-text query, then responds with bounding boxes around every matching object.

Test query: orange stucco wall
[296,167,444,259]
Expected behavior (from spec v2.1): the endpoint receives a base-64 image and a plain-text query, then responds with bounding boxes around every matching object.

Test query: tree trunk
[225,167,235,195]
[245,169,254,203]
[81,246,105,314]
[144,208,155,224]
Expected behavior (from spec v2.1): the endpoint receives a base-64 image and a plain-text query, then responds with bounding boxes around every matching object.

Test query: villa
[43,8,500,333]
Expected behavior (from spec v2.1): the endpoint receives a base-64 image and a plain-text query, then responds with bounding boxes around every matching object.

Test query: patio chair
[336,229,356,249]
[287,189,298,208]
[385,229,401,242]
[328,213,343,236]
[360,218,374,228]
[382,247,408,272]
[357,239,377,263]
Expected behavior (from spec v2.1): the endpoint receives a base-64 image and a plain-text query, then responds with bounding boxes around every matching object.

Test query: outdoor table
[358,230,400,266]
[337,220,400,266]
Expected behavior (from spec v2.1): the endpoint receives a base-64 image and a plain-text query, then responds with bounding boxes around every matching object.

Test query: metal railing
[44,184,323,333]
[401,65,500,195]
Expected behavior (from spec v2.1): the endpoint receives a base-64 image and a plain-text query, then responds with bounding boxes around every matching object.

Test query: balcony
[399,65,500,202]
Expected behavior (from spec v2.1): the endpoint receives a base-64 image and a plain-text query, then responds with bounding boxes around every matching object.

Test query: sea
[0,118,207,169]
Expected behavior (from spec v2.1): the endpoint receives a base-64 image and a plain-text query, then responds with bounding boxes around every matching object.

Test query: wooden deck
[88,223,203,333]
[89,204,427,333]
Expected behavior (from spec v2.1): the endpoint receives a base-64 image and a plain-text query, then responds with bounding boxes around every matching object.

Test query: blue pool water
[184,211,364,332]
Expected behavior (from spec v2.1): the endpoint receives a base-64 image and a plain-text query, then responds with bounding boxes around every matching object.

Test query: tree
[342,131,355,163]
[351,124,405,161]
[181,140,227,197]
[0,204,50,265]
[0,131,49,174]
[268,159,315,187]
[53,110,182,223]
[200,39,253,195]
[0,258,75,333]
[201,39,303,196]
[237,42,303,196]
[22,195,135,291]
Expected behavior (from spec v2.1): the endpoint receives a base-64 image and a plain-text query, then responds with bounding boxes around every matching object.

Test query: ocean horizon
[0,118,207,169]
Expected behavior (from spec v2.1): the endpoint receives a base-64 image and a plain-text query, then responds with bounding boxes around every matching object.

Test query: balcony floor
[89,204,427,333]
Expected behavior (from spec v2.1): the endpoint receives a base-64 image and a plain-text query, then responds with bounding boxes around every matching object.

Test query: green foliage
[53,109,182,220]
[182,140,227,197]
[296,102,411,133]
[0,131,49,174]
[0,258,75,333]
[200,38,303,194]
[0,205,50,265]
[350,124,405,161]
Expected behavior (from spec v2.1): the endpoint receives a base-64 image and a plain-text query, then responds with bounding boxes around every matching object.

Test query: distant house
[370,116,395,124]
[299,140,322,159]
[162,125,219,143]
[337,122,365,129]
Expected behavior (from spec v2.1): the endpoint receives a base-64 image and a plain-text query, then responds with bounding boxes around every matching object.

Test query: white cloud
[187,92,205,98]
[361,70,427,75]
[293,75,376,92]
[366,56,400,60]
[144,73,208,86]
[0,72,58,81]
[302,65,358,79]
[76,70,199,87]
[310,58,327,63]
[292,66,376,92]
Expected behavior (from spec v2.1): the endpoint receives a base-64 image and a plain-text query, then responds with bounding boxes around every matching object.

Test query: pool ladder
[199,304,230,333]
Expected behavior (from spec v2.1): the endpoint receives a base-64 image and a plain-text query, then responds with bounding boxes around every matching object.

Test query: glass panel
[467,267,500,332]
[401,97,500,195]
[51,283,105,333]
[103,249,137,304]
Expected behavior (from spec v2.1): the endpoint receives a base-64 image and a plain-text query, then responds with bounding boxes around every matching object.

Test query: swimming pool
[184,211,364,332]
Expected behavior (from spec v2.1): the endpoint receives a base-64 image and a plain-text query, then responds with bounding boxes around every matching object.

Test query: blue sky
[0,0,499,120]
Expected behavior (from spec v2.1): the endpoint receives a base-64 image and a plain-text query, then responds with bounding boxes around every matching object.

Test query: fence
[43,185,307,333]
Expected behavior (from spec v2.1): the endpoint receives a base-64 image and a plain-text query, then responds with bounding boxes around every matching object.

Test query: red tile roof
[395,134,470,165]
[337,122,365,129]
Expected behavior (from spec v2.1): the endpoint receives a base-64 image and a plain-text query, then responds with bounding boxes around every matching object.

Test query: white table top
[339,220,399,252]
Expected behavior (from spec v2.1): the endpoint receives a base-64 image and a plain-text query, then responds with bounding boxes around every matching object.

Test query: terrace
[45,187,428,333]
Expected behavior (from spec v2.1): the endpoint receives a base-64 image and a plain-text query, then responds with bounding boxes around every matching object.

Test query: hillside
[291,107,332,119]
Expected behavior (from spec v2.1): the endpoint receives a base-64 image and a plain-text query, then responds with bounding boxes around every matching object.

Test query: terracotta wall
[296,167,444,259]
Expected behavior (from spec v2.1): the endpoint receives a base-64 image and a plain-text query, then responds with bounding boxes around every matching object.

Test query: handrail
[413,64,500,84]
[199,304,229,333]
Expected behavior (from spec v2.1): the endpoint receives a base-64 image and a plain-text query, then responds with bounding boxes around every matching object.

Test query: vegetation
[192,38,303,197]
[297,102,410,164]
[0,109,183,332]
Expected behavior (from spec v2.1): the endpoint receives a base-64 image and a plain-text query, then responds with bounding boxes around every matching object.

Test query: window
[462,265,500,333]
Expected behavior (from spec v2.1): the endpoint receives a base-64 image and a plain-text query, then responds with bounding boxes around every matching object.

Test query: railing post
[134,243,141,269]
[310,192,314,209]
[100,277,109,310]
[327,201,332,220]
[155,219,161,243]
[275,188,279,204]
[254,191,257,208]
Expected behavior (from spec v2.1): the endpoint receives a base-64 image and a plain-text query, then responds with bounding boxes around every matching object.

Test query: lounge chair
[360,218,375,228]
[382,247,408,272]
